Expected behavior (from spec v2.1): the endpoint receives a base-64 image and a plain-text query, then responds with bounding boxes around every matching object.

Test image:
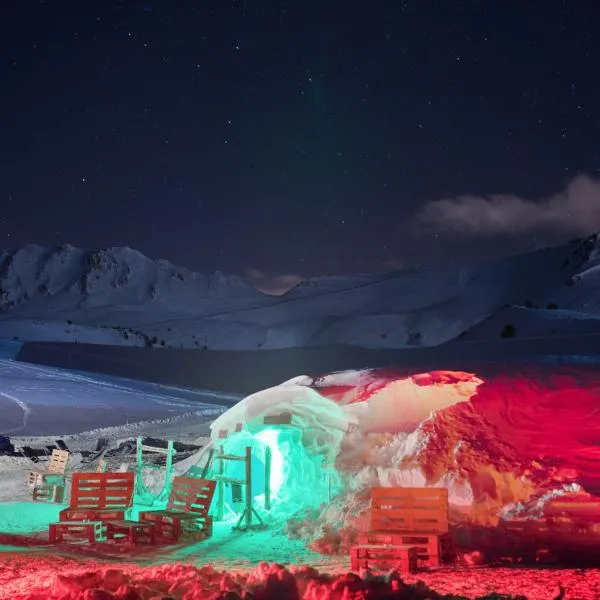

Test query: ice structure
[183,370,485,525]
[183,363,600,551]
[202,385,350,521]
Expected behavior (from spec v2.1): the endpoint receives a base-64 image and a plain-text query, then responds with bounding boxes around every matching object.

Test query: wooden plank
[372,509,447,529]
[373,487,448,498]
[371,511,448,533]
[218,454,247,461]
[350,545,418,573]
[372,489,447,506]
[73,489,130,497]
[60,508,125,522]
[372,495,447,504]
[263,412,292,425]
[370,487,449,534]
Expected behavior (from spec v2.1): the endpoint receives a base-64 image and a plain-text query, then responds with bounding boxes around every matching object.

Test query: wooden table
[49,520,105,544]
[106,520,156,544]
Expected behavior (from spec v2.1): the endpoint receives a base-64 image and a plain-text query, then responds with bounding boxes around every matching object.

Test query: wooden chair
[49,472,136,544]
[29,449,70,487]
[139,476,215,542]
[30,449,70,504]
[352,487,452,571]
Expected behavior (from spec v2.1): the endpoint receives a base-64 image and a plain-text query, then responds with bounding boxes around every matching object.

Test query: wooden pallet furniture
[106,520,156,544]
[33,483,65,503]
[139,476,215,543]
[545,497,600,532]
[49,521,105,544]
[357,531,446,566]
[28,449,70,487]
[370,486,449,533]
[352,487,452,571]
[59,472,135,522]
[351,544,418,573]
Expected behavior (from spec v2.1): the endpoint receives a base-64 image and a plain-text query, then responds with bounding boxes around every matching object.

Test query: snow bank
[0,557,580,600]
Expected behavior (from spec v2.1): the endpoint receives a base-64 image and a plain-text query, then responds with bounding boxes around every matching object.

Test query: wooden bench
[29,449,70,487]
[33,484,65,503]
[352,487,452,570]
[139,476,215,543]
[58,472,135,522]
[370,486,449,533]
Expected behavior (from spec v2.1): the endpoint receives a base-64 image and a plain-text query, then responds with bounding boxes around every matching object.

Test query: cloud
[415,174,600,238]
[243,268,304,295]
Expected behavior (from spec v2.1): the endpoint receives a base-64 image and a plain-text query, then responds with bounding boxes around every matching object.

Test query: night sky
[2,1,600,292]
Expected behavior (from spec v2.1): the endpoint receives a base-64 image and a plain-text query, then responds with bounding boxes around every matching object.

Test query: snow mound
[187,364,600,554]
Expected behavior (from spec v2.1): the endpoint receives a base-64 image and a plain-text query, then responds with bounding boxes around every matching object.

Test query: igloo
[181,364,600,543]
[181,370,480,521]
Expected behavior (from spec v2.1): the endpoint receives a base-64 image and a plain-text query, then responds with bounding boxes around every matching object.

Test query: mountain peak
[0,244,253,314]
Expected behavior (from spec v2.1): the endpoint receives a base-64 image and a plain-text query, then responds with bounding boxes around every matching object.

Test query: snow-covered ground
[0,350,329,573]
[0,370,332,576]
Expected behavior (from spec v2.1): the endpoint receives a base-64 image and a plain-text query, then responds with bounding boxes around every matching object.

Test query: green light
[254,428,284,496]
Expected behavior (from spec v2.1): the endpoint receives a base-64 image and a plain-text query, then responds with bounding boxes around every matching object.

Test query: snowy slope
[0,356,237,436]
[0,236,598,349]
[457,306,600,342]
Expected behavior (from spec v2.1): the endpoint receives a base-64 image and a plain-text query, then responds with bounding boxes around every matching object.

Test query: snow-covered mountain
[0,237,599,349]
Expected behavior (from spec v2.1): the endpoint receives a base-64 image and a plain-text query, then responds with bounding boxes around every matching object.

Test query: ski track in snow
[0,355,238,435]
[1,359,240,405]
[0,391,30,433]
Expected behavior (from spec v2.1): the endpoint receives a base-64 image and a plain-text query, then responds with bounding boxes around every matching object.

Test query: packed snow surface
[0,355,237,436]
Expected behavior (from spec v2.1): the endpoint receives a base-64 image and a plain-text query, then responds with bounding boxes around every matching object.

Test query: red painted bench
[59,472,135,522]
[139,477,215,543]
[351,487,453,570]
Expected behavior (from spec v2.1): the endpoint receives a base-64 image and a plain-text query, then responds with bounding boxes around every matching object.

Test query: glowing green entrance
[197,425,341,523]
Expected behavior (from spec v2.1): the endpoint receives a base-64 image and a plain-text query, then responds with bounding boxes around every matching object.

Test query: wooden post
[164,440,174,498]
[264,446,271,510]
[136,437,143,476]
[232,446,265,531]
[245,446,252,520]
[216,445,224,521]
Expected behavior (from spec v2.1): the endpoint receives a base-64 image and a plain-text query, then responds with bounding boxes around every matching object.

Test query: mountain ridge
[0,237,598,350]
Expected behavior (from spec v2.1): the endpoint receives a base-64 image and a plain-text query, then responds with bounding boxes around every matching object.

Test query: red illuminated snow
[311,367,600,518]
[1,554,599,600]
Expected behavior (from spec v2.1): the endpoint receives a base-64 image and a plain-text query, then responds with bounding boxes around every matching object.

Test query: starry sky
[2,1,600,291]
